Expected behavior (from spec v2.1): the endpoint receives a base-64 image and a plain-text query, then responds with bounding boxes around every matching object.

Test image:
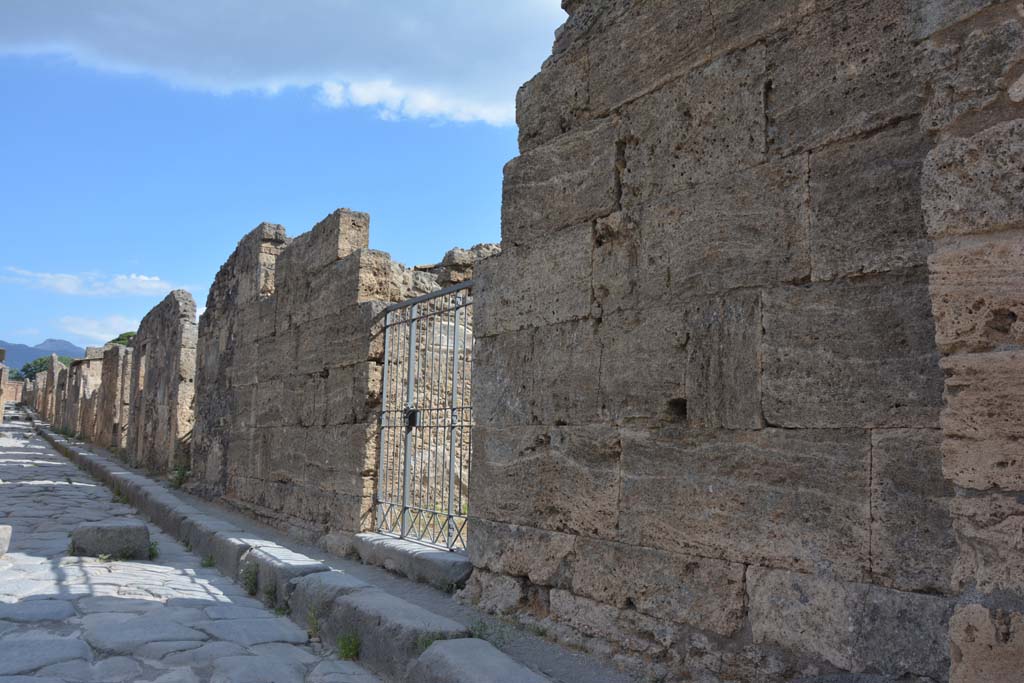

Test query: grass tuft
[337,632,360,660]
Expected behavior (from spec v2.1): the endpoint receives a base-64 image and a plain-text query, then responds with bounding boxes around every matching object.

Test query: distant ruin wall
[42,355,66,423]
[464,1,1023,681]
[191,209,438,542]
[126,290,197,473]
[95,344,133,450]
[3,378,23,404]
[57,348,104,438]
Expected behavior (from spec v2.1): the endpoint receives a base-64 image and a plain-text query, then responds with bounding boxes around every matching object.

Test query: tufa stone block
[71,520,151,560]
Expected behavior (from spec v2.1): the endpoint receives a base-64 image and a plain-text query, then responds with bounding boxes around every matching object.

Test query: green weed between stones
[242,563,259,596]
[415,632,445,654]
[148,541,159,560]
[169,465,190,489]
[201,555,215,568]
[337,633,360,660]
[308,607,321,640]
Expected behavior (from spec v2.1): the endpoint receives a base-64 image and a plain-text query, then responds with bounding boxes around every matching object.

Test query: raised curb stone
[323,589,469,681]
[353,533,473,591]
[408,637,551,683]
[70,519,150,559]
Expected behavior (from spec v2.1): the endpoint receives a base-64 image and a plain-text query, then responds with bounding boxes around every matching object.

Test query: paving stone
[82,613,208,653]
[194,616,308,646]
[307,660,382,682]
[209,655,305,683]
[0,599,75,622]
[35,656,141,682]
[0,525,9,556]
[134,639,205,659]
[0,638,93,675]
[249,641,319,663]
[161,640,247,666]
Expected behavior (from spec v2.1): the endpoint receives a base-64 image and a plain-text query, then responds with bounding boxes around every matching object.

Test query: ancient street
[0,405,378,683]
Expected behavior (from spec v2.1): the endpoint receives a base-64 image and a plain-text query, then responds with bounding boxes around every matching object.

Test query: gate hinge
[405,408,421,429]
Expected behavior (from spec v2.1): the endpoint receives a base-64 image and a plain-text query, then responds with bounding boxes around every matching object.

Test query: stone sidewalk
[0,404,379,683]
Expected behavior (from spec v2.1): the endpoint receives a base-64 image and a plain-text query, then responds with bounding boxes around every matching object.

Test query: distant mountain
[0,339,86,371]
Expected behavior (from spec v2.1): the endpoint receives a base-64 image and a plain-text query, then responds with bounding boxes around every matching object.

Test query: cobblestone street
[0,405,378,683]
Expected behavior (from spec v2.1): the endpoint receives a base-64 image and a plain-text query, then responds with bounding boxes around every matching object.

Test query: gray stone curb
[29,417,550,682]
[353,532,473,592]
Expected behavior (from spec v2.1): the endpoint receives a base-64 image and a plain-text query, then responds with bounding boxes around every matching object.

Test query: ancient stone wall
[465,1,1023,680]
[94,344,134,451]
[58,348,105,438]
[191,209,442,543]
[918,3,1024,678]
[42,355,67,423]
[3,378,23,404]
[126,290,197,474]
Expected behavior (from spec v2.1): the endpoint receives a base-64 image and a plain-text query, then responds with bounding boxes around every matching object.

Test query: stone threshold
[352,532,473,593]
[28,413,549,683]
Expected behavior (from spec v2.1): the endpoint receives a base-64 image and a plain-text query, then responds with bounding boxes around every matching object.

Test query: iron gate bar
[374,281,474,551]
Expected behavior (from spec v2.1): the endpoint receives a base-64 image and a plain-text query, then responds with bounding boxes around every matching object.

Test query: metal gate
[375,281,473,550]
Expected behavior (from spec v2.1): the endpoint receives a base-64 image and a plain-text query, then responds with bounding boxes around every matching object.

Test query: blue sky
[0,1,564,350]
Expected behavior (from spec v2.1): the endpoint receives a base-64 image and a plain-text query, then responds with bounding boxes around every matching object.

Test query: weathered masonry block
[95,343,133,450]
[466,1,1024,681]
[126,290,197,474]
[191,209,449,543]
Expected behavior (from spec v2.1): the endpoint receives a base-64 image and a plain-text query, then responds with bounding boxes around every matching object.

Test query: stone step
[321,588,469,682]
[409,638,551,683]
[353,532,473,592]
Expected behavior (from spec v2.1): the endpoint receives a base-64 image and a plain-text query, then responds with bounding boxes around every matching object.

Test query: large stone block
[923,118,1024,237]
[940,350,1024,454]
[921,13,1024,131]
[547,588,673,656]
[681,290,763,430]
[525,319,601,425]
[929,229,1024,355]
[808,119,930,280]
[501,121,618,247]
[408,638,551,683]
[515,45,589,152]
[471,425,621,539]
[323,589,468,681]
[869,429,956,593]
[949,603,1024,683]
[762,271,944,428]
[571,538,745,636]
[913,0,1004,39]
[467,518,576,587]
[619,44,767,202]
[747,567,953,680]
[636,156,810,300]
[766,0,922,155]
[618,427,871,578]
[596,304,688,426]
[472,328,535,427]
[584,0,714,116]
[474,225,593,338]
[952,493,1024,594]
[70,520,151,560]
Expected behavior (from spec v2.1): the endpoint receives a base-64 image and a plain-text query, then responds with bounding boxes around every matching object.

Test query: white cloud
[59,315,139,342]
[0,1,566,125]
[4,267,180,296]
